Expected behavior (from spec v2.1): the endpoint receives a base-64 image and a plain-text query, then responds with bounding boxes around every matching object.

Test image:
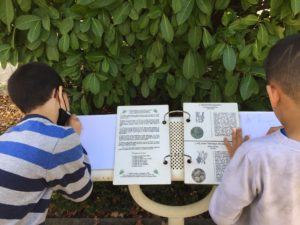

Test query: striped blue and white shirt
[0,115,93,225]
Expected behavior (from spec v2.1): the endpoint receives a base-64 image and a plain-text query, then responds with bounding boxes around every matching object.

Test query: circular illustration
[191,168,206,183]
[190,127,204,139]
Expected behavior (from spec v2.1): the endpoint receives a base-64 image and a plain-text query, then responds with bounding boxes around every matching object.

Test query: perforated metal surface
[169,118,184,172]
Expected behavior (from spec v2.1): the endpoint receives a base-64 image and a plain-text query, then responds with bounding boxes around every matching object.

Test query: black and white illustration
[196,112,205,123]
[190,126,204,139]
[183,103,239,185]
[191,168,206,183]
[196,151,208,164]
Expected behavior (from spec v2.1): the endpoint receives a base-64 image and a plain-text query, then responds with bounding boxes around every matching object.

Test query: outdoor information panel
[78,110,281,184]
[183,103,239,185]
[113,105,171,185]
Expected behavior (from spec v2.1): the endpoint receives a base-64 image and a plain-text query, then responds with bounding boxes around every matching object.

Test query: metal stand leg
[128,185,216,225]
[168,218,184,225]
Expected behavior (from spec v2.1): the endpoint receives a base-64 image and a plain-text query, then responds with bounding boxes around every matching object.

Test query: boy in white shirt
[209,34,300,225]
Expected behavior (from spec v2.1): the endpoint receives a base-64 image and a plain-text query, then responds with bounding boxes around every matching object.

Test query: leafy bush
[1,0,300,113]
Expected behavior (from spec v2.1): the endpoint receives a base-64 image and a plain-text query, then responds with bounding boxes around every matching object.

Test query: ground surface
[0,95,23,133]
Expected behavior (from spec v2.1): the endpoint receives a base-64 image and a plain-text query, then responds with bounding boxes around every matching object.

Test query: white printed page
[113,105,171,185]
[183,103,239,185]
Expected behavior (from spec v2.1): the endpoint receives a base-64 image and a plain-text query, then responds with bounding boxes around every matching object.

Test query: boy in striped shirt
[0,62,93,224]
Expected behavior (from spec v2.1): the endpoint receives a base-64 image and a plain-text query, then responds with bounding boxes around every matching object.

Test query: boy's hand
[224,128,249,159]
[67,114,82,135]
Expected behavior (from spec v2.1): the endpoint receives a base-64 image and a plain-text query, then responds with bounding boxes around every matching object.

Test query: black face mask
[56,88,71,126]
[57,108,71,126]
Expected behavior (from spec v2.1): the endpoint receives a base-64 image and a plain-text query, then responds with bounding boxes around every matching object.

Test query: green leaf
[183,50,196,79]
[80,18,91,32]
[202,28,214,48]
[91,18,104,37]
[211,43,225,61]
[26,39,41,50]
[156,64,171,73]
[138,15,149,29]
[240,14,258,26]
[15,15,41,30]
[291,0,300,15]
[172,0,182,13]
[17,0,31,12]
[81,96,90,115]
[215,0,231,10]
[134,0,147,13]
[102,58,110,73]
[48,6,60,19]
[240,74,258,100]
[225,76,239,97]
[93,94,104,109]
[196,0,213,15]
[129,8,139,20]
[66,54,81,67]
[46,31,58,46]
[160,14,174,43]
[58,34,70,53]
[59,18,74,35]
[176,0,195,25]
[0,0,14,32]
[70,32,79,50]
[126,33,135,46]
[109,61,118,77]
[210,84,222,102]
[132,72,141,86]
[239,44,252,59]
[188,26,202,49]
[150,19,160,36]
[148,75,157,90]
[83,73,100,94]
[221,10,233,26]
[42,14,50,31]
[141,80,150,98]
[112,2,131,25]
[223,45,236,71]
[270,0,283,16]
[118,22,130,36]
[46,46,59,61]
[148,6,162,19]
[0,44,11,62]
[89,0,118,8]
[32,0,47,8]
[27,21,41,43]
[76,0,94,5]
[257,24,268,46]
[167,74,175,86]
[250,66,266,79]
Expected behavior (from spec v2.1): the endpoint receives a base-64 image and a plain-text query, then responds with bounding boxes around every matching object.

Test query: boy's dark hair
[265,33,300,101]
[8,62,63,113]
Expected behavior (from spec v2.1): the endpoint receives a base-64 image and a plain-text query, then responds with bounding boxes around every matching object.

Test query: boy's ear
[266,84,280,109]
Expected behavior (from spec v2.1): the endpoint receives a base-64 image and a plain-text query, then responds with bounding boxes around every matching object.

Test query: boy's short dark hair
[265,34,300,102]
[8,62,63,113]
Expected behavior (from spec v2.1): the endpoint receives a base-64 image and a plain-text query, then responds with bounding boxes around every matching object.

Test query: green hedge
[1,0,300,113]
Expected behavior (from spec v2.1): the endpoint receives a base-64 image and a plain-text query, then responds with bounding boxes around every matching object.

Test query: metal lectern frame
[92,117,215,225]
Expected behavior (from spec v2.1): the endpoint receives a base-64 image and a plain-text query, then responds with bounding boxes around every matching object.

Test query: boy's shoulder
[4,116,75,139]
[238,130,282,160]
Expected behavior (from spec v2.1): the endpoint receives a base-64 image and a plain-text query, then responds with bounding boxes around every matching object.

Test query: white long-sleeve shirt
[209,129,300,225]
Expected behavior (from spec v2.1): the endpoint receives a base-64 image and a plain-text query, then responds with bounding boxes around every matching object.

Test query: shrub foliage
[1,0,300,112]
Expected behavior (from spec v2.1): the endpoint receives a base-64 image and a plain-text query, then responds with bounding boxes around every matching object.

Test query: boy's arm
[209,144,257,225]
[46,128,93,202]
